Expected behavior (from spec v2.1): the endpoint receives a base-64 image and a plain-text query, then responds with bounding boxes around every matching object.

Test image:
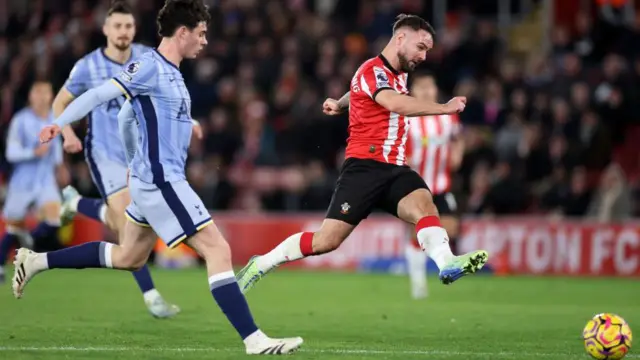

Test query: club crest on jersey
[126,61,140,74]
[340,202,350,214]
[373,66,389,88]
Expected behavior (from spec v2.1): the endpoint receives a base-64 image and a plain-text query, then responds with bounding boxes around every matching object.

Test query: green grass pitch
[0,268,638,359]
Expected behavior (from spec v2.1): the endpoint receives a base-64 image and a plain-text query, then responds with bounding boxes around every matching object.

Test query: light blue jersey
[63,44,150,198]
[3,108,62,220]
[111,49,211,247]
[50,48,210,246]
[112,49,193,185]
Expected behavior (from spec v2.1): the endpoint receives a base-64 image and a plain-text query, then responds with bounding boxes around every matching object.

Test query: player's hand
[39,124,61,144]
[445,96,467,114]
[322,98,343,116]
[192,122,204,140]
[63,134,83,153]
[34,143,51,157]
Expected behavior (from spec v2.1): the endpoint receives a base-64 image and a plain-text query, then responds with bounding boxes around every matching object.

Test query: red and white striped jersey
[407,114,461,194]
[345,55,409,165]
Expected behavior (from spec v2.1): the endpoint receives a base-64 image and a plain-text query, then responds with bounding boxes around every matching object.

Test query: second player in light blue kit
[12,0,303,354]
[0,81,64,283]
[51,0,180,318]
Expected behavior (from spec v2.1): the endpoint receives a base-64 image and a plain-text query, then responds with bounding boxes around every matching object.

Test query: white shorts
[125,177,212,248]
[85,149,128,200]
[2,185,61,221]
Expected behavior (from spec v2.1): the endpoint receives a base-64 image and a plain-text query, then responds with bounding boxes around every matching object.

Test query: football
[583,313,633,359]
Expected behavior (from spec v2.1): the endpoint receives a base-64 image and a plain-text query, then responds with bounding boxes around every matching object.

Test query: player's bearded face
[397,30,433,72]
[104,13,135,51]
[181,22,208,59]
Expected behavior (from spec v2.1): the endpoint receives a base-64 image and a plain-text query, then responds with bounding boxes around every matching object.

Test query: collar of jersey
[378,54,400,75]
[153,48,180,71]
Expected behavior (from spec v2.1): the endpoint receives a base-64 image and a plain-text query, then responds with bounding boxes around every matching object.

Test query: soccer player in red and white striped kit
[237,14,488,294]
[405,71,465,299]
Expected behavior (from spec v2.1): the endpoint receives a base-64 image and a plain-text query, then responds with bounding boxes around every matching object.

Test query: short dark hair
[392,14,435,38]
[107,0,134,17]
[157,0,211,37]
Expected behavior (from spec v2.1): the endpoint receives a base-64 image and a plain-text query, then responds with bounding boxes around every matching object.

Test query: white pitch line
[0,346,637,358]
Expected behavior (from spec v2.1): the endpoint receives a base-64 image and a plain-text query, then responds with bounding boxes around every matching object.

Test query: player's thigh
[127,177,212,250]
[112,220,158,270]
[2,190,35,226]
[325,158,389,226]
[105,188,131,231]
[85,151,128,201]
[382,169,437,224]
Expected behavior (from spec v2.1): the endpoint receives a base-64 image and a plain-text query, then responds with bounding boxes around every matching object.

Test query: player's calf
[186,224,303,354]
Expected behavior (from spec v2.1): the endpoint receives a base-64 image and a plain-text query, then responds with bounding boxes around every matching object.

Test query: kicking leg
[12,219,156,299]
[237,219,355,293]
[397,188,487,284]
[186,223,303,354]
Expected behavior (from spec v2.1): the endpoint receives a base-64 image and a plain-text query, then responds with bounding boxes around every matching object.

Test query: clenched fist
[445,96,467,114]
[39,124,62,144]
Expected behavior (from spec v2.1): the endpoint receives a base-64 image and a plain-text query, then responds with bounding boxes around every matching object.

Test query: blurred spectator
[587,163,633,221]
[0,1,637,218]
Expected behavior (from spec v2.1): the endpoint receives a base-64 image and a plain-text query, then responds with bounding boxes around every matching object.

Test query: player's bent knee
[187,224,231,264]
[397,189,439,224]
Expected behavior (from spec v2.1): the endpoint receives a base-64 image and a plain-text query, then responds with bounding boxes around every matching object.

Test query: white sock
[416,226,454,270]
[99,205,108,224]
[243,329,268,347]
[405,244,427,280]
[256,232,304,273]
[69,196,80,212]
[34,253,49,271]
[143,288,161,303]
[405,244,428,299]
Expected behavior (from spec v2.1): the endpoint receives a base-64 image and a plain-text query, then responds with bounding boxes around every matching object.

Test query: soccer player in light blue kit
[51,0,180,319]
[13,0,303,354]
[0,81,65,283]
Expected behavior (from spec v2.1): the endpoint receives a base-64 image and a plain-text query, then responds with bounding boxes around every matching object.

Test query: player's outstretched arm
[375,90,466,116]
[40,81,123,143]
[117,100,138,165]
[52,88,83,153]
[323,92,350,115]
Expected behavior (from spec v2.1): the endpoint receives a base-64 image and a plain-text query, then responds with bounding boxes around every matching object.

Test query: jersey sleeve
[359,65,394,100]
[111,58,158,100]
[5,114,34,163]
[63,58,90,97]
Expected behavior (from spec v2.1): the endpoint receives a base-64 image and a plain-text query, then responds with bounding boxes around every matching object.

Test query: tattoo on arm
[337,92,350,110]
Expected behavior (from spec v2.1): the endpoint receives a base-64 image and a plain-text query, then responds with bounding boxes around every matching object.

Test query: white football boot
[12,248,45,299]
[245,335,304,355]
[59,185,81,226]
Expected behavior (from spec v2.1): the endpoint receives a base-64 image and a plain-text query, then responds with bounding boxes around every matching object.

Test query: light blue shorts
[2,184,61,221]
[125,177,212,248]
[85,149,128,200]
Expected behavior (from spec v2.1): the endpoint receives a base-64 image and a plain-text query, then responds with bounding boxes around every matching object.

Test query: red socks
[300,232,315,256]
[416,216,441,233]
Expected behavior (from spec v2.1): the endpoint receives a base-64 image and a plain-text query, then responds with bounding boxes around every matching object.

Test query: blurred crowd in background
[0,0,638,220]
